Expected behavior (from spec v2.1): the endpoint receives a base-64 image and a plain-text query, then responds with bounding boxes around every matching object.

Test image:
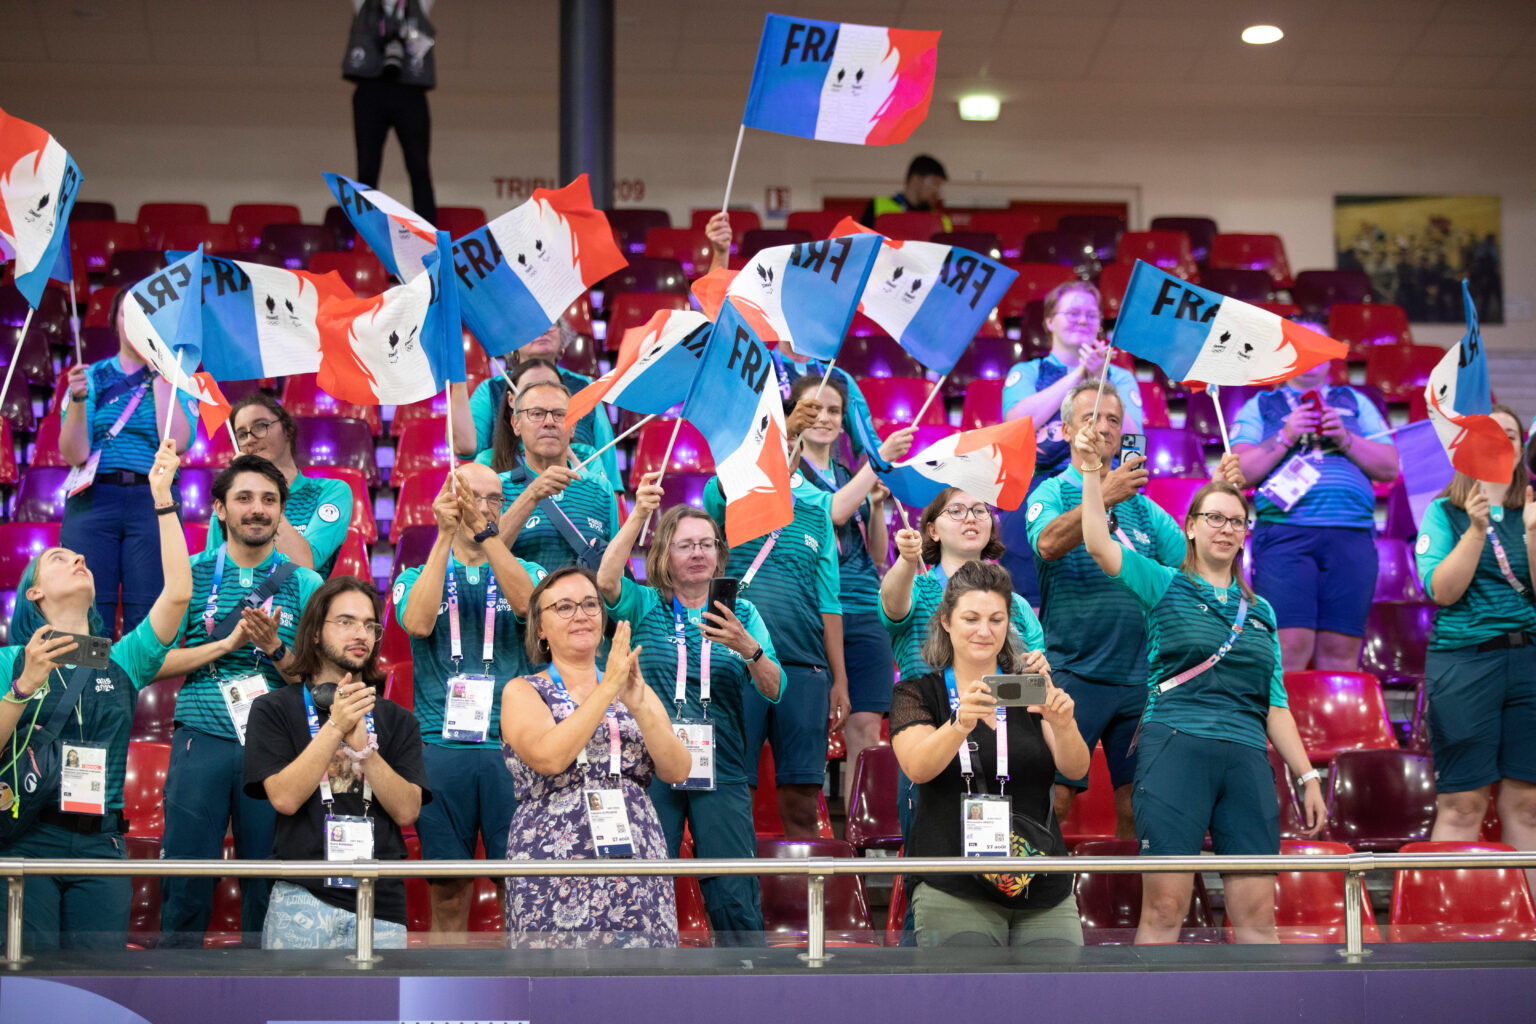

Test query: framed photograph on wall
[1334,194,1502,324]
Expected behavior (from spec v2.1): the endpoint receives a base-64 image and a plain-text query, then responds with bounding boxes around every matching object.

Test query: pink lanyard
[945,668,1009,794]
[1158,597,1250,693]
[672,597,710,718]
[445,562,498,669]
[1487,526,1528,596]
[549,665,622,777]
[103,383,149,444]
[740,529,781,589]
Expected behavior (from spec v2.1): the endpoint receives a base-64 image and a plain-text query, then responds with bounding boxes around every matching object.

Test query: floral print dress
[503,673,678,948]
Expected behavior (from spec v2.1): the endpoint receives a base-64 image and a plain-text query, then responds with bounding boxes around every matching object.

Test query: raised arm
[453,470,540,617]
[1426,491,1488,607]
[829,428,915,526]
[891,677,996,784]
[59,365,92,467]
[399,476,459,637]
[599,472,659,603]
[880,527,922,623]
[1074,425,1122,577]
[146,440,193,645]
[864,484,890,567]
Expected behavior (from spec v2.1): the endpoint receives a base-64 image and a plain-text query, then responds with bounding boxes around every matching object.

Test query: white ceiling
[2,0,1532,122]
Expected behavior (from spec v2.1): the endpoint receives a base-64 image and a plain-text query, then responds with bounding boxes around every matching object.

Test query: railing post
[798,867,829,967]
[1339,865,1372,959]
[5,874,26,969]
[349,876,381,968]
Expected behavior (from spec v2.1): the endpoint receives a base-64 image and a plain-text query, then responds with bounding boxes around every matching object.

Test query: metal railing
[5,850,1535,969]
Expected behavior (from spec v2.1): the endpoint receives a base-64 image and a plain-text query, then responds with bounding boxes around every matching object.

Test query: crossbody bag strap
[536,495,596,556]
[211,561,300,640]
[40,665,98,738]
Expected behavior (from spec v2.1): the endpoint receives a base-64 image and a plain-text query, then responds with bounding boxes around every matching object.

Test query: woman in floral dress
[499,566,691,947]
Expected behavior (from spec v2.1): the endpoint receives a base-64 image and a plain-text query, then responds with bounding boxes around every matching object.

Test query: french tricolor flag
[877,418,1037,512]
[1113,261,1347,387]
[325,172,437,281]
[691,234,881,361]
[1426,280,1513,484]
[565,308,709,430]
[443,175,628,358]
[742,15,940,145]
[829,216,1016,374]
[316,231,466,405]
[178,252,355,381]
[0,105,82,307]
[121,247,232,434]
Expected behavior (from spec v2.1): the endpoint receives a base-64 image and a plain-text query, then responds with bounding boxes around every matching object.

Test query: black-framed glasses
[671,540,719,555]
[234,418,278,444]
[542,597,602,619]
[516,406,568,424]
[325,615,385,640]
[941,503,990,522]
[1195,512,1250,532]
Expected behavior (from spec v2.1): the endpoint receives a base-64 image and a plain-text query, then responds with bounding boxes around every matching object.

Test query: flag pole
[0,308,35,406]
[572,413,656,474]
[640,418,686,546]
[911,374,949,427]
[1210,383,1232,456]
[1089,345,1114,422]
[720,123,746,216]
[67,278,82,365]
[163,350,183,442]
[226,419,242,456]
[442,382,459,494]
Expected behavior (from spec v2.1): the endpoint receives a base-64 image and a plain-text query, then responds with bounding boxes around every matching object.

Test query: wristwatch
[69,393,87,403]
[473,521,500,544]
[269,642,289,664]
[1297,768,1323,786]
[749,646,765,664]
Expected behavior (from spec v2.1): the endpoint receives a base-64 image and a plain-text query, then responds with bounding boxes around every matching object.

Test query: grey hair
[1060,378,1123,431]
[512,378,571,413]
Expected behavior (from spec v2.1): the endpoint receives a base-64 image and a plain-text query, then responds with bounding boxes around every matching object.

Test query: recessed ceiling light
[958,95,1001,122]
[1242,25,1284,45]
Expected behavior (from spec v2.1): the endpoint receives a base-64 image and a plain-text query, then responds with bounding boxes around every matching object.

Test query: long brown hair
[644,505,728,605]
[1180,481,1255,600]
[1443,403,1528,511]
[289,576,386,687]
[919,560,1023,673]
[523,566,607,665]
[920,487,1005,565]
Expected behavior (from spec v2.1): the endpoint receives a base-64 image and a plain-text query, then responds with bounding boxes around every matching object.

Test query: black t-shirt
[890,671,1070,911]
[242,682,431,925]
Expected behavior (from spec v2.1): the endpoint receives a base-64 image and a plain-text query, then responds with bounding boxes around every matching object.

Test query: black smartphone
[981,674,1049,708]
[1115,432,1146,470]
[706,577,739,617]
[45,630,112,670]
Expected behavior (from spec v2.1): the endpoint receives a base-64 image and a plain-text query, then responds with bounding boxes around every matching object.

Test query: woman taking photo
[499,567,690,948]
[0,440,190,950]
[597,473,786,943]
[1073,424,1326,945]
[1415,405,1536,872]
[890,560,1087,947]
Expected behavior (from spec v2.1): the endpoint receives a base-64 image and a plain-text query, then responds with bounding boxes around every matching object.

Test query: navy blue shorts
[1132,725,1279,857]
[842,612,896,714]
[1252,523,1376,636]
[744,662,830,787]
[416,745,519,861]
[1426,645,1536,793]
[1054,671,1144,789]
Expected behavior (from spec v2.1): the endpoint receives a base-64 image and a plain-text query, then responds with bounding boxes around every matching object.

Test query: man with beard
[244,576,427,949]
[155,455,325,947]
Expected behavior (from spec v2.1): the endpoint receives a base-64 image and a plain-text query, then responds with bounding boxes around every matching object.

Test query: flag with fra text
[1426,280,1513,483]
[121,247,229,432]
[876,417,1036,512]
[565,309,709,429]
[0,105,82,307]
[324,172,438,281]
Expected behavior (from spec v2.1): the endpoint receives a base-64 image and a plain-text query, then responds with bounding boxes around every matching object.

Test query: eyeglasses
[1195,512,1250,532]
[234,418,278,444]
[468,491,502,509]
[516,407,568,424]
[671,540,719,555]
[1055,309,1101,323]
[542,597,602,619]
[325,615,385,640]
[940,503,990,522]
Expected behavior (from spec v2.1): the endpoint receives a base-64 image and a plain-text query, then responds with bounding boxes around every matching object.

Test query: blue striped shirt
[63,357,198,474]
[498,459,619,573]
[1416,498,1536,650]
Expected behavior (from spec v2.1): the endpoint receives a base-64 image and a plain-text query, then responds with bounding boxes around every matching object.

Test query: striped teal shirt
[174,548,324,739]
[204,473,353,577]
[470,369,619,487]
[1416,498,1536,650]
[703,479,841,669]
[64,356,198,474]
[498,459,619,573]
[1027,466,1186,684]
[880,567,1045,683]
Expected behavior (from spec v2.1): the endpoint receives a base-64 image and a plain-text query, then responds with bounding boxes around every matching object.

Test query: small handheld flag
[0,105,82,308]
[1426,280,1514,484]
[120,248,228,435]
[742,15,940,146]
[565,309,710,430]
[324,172,437,281]
[447,175,627,358]
[876,417,1036,512]
[1114,261,1346,387]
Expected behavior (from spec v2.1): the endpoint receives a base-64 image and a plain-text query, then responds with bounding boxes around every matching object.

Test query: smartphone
[45,630,112,670]
[981,674,1049,708]
[1118,432,1146,467]
[706,577,739,617]
[1301,390,1325,416]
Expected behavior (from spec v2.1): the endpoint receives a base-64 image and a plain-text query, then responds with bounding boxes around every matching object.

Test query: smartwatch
[749,646,765,664]
[473,521,500,544]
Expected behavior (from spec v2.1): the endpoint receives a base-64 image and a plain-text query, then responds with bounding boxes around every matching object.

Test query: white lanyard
[446,561,497,668]
[944,667,1009,793]
[740,529,781,589]
[303,684,374,811]
[671,596,711,717]
[549,665,622,777]
[202,545,277,640]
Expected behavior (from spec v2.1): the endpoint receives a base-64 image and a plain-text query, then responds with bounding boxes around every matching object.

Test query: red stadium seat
[383,661,413,713]
[1373,538,1423,603]
[281,374,383,434]
[1366,343,1445,401]
[0,418,15,486]
[740,229,812,261]
[147,221,236,252]
[965,211,1045,260]
[844,743,902,853]
[1073,838,1219,944]
[605,292,692,350]
[71,223,144,281]
[561,330,601,380]
[931,231,1002,261]
[820,197,868,218]
[675,874,712,947]
[70,200,116,223]
[1022,230,1099,277]
[1208,233,1293,289]
[0,323,54,389]
[131,676,182,744]
[784,210,845,240]
[124,741,170,838]
[1115,231,1198,281]
[302,466,376,544]
[136,203,209,235]
[1097,263,1134,319]
[996,263,1076,320]
[182,522,208,553]
[1149,216,1218,263]
[1390,841,1536,942]
[860,377,948,437]
[173,468,217,524]
[605,209,672,256]
[753,744,835,838]
[1058,214,1125,260]
[1360,600,1433,690]
[960,379,1005,429]
[309,251,389,297]
[884,866,909,946]
[1323,749,1437,852]
[329,528,372,583]
[689,209,762,252]
[1328,303,1412,358]
[1292,270,1376,319]
[377,603,416,678]
[1270,747,1308,841]
[874,211,944,242]
[294,417,380,486]
[205,872,244,948]
[435,206,487,238]
[1143,477,1207,521]
[228,203,302,250]
[104,249,168,288]
[657,472,711,514]
[1060,744,1117,845]
[257,224,333,270]
[1138,381,1171,429]
[756,836,876,946]
[1142,427,1208,478]
[562,292,595,336]
[390,390,450,438]
[1199,267,1276,303]
[836,334,926,380]
[1269,839,1384,944]
[629,418,714,487]
[945,336,1028,395]
[1285,671,1397,766]
[83,285,121,327]
[643,228,713,278]
[13,468,69,521]
[322,205,356,251]
[394,419,453,479]
[391,468,450,544]
[182,416,239,470]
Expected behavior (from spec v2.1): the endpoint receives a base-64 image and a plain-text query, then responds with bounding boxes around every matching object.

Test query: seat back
[294,417,380,486]
[845,743,902,852]
[1142,427,1208,479]
[1271,839,1384,943]
[605,209,672,256]
[931,231,1002,260]
[1284,670,1398,762]
[309,250,389,297]
[859,377,947,435]
[1360,600,1433,688]
[1060,744,1117,845]
[1116,231,1198,280]
[228,203,302,250]
[1293,270,1375,318]
[123,741,171,837]
[605,291,692,348]
[1073,838,1218,944]
[0,522,61,588]
[1390,841,1536,942]
[1208,233,1293,289]
[837,334,927,380]
[643,228,713,277]
[873,211,944,242]
[1323,749,1437,852]
[1148,216,1218,262]
[257,223,333,270]
[629,418,714,487]
[756,836,875,944]
[131,677,183,745]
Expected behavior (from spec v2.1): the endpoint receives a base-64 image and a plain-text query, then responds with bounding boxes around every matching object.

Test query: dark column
[559,0,615,208]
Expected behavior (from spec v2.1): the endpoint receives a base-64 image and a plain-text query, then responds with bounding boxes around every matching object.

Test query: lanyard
[202,545,276,641]
[303,684,374,810]
[741,529,782,589]
[944,668,1009,793]
[446,561,498,668]
[806,459,864,554]
[1486,524,1529,596]
[102,382,149,444]
[548,665,622,777]
[671,597,711,718]
[1158,597,1250,693]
